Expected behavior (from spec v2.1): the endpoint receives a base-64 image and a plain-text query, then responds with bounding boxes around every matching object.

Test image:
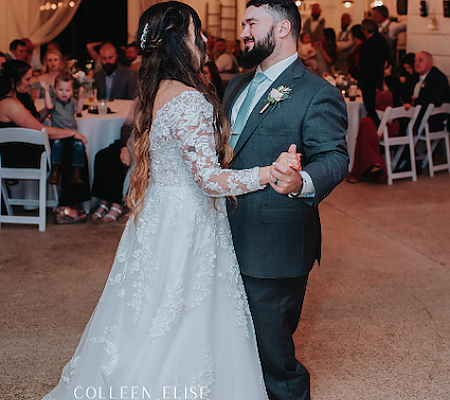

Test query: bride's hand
[276,144,302,171]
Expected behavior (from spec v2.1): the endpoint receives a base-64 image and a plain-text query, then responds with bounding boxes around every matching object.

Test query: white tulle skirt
[43,184,268,400]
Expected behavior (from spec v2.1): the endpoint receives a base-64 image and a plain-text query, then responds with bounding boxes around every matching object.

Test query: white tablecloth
[345,96,366,170]
[34,99,133,211]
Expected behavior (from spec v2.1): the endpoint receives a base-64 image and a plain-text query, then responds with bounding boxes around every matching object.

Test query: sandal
[102,205,123,222]
[92,203,110,220]
[55,207,87,225]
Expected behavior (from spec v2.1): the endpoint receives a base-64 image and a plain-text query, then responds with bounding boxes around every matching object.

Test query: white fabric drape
[0,0,81,55]
[127,0,157,43]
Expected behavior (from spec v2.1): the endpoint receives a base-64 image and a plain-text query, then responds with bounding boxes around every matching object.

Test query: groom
[223,0,348,399]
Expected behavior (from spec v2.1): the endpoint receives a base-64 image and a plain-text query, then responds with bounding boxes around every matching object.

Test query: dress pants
[91,140,128,205]
[242,274,310,400]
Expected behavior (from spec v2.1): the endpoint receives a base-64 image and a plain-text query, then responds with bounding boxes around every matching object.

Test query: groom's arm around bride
[223,0,349,399]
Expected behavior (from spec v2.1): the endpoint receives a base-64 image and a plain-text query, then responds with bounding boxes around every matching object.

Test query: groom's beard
[240,26,276,69]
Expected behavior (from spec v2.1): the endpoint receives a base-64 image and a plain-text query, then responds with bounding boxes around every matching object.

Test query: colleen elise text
[73,386,209,400]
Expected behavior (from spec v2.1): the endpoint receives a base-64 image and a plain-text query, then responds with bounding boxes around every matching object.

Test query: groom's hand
[270,144,303,194]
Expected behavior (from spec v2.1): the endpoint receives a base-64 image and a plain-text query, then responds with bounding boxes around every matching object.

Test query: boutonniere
[421,80,426,89]
[260,86,292,114]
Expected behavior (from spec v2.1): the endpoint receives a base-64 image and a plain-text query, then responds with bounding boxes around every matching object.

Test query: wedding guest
[42,74,86,185]
[409,52,450,110]
[298,33,317,72]
[346,24,365,80]
[404,51,450,134]
[22,38,42,73]
[86,41,103,72]
[125,42,141,72]
[399,53,417,104]
[5,39,28,62]
[35,49,66,99]
[336,13,354,73]
[93,42,138,100]
[90,101,136,222]
[301,3,330,43]
[0,52,6,68]
[0,60,90,223]
[313,28,338,77]
[348,54,402,183]
[232,39,242,65]
[202,60,224,99]
[358,19,389,81]
[372,5,406,62]
[214,38,240,89]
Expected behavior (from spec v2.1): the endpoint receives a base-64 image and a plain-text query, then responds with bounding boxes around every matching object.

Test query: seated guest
[0,60,90,224]
[125,42,141,72]
[0,52,6,68]
[408,52,450,111]
[91,101,136,222]
[313,28,338,77]
[347,54,403,183]
[42,74,85,185]
[346,24,365,80]
[22,38,42,74]
[5,39,28,62]
[93,42,138,100]
[232,39,242,66]
[34,49,66,99]
[202,61,224,100]
[399,53,417,104]
[401,51,450,140]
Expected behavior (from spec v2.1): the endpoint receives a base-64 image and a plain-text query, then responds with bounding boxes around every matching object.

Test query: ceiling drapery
[127,0,158,43]
[0,0,81,54]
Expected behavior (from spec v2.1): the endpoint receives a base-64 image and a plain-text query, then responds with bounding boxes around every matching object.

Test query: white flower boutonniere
[260,86,292,114]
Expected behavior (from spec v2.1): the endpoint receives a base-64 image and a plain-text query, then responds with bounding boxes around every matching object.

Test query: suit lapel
[233,59,306,156]
[223,72,253,117]
[110,65,123,99]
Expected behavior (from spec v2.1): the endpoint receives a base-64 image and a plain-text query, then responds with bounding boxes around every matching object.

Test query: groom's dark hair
[246,0,301,40]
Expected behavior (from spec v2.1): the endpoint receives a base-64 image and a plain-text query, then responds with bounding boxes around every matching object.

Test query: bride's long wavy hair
[127,1,233,218]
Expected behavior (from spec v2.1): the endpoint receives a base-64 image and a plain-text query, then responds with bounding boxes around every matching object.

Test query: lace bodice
[149,90,264,197]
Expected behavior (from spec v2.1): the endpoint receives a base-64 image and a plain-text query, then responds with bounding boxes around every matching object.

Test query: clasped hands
[269,144,303,194]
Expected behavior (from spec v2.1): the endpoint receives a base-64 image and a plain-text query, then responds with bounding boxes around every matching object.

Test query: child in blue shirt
[43,74,85,185]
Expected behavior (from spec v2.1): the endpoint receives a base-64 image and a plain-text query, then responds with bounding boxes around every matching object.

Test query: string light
[371,0,384,7]
[40,1,76,11]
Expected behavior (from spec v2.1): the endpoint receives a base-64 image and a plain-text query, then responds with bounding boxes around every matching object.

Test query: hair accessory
[140,22,149,50]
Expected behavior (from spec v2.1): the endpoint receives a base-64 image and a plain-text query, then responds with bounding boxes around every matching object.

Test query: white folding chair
[0,128,58,231]
[376,105,422,185]
[415,103,450,177]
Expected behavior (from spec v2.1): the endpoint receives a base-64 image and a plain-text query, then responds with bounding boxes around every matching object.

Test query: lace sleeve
[173,92,265,197]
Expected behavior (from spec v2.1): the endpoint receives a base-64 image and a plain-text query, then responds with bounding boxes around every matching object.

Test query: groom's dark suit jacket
[223,59,349,279]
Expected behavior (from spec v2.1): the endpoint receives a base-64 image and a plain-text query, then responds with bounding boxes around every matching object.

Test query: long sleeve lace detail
[157,91,264,197]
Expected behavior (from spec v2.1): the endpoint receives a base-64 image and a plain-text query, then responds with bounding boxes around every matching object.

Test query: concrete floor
[0,172,449,400]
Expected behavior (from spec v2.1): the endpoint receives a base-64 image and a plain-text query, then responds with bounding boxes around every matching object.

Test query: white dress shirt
[231,53,315,197]
[379,19,407,40]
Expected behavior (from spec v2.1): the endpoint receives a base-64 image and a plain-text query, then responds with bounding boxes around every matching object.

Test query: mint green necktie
[230,72,267,149]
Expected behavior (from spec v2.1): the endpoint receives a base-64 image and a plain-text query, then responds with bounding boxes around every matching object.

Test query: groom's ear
[277,19,292,39]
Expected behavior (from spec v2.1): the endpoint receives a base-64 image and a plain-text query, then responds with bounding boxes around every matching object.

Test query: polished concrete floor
[0,171,449,400]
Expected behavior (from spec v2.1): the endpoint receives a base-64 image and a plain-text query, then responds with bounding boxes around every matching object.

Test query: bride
[42,2,299,399]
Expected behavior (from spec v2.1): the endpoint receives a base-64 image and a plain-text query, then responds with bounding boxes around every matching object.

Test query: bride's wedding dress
[43,91,268,400]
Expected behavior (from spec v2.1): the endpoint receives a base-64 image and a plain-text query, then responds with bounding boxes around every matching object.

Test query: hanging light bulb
[342,0,353,8]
